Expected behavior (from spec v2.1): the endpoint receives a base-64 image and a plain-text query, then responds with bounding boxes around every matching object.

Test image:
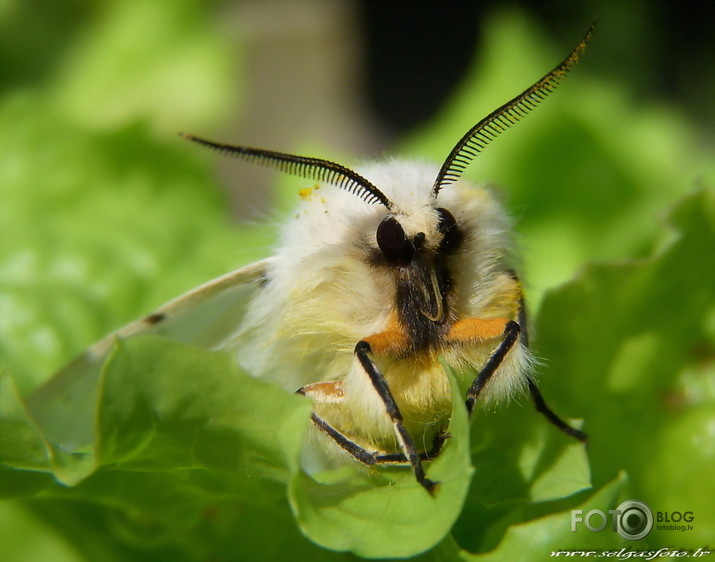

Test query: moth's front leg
[297,380,448,466]
[354,338,438,495]
[298,331,439,495]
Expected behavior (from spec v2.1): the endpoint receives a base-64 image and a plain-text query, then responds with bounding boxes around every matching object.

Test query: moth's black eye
[436,208,462,252]
[377,216,413,266]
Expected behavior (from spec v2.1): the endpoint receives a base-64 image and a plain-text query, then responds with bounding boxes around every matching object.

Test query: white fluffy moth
[54,25,593,495]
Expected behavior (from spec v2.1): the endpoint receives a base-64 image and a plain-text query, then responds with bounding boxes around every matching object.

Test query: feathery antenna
[432,23,595,196]
[180,133,393,209]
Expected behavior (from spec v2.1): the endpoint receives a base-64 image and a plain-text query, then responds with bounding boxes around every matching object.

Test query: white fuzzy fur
[233,158,532,459]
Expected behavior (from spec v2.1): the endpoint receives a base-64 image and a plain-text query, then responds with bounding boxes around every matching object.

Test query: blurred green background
[1,0,713,560]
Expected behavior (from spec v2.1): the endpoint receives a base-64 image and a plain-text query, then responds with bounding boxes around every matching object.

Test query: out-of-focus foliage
[1,2,713,561]
[0,0,260,392]
[404,12,713,307]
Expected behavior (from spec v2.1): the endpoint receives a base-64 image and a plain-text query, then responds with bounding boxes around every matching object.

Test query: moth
[47,25,593,495]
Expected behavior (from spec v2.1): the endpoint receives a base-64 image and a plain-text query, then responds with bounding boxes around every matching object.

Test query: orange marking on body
[363,329,410,356]
[446,317,510,345]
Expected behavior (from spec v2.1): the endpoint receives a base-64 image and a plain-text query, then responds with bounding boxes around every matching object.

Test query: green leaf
[2,335,313,487]
[459,473,628,560]
[0,374,55,497]
[449,391,591,555]
[535,188,715,548]
[97,336,311,483]
[1,336,323,560]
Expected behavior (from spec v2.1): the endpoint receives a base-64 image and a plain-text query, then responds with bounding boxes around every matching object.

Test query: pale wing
[27,258,271,448]
[93,257,270,353]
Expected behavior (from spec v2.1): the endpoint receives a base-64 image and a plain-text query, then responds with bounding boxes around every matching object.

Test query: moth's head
[373,205,462,267]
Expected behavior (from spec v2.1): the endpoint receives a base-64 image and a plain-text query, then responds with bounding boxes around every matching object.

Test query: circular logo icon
[615,500,654,540]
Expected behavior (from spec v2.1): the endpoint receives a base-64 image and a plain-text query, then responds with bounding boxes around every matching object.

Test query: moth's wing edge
[93,257,272,354]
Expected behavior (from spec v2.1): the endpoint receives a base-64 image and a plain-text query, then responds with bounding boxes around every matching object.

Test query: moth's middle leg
[440,317,522,414]
[446,315,586,441]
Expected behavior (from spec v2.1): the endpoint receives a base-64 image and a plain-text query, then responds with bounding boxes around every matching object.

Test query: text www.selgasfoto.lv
[550,546,711,559]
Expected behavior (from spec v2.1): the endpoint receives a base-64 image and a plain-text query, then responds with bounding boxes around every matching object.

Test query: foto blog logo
[572,500,654,541]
